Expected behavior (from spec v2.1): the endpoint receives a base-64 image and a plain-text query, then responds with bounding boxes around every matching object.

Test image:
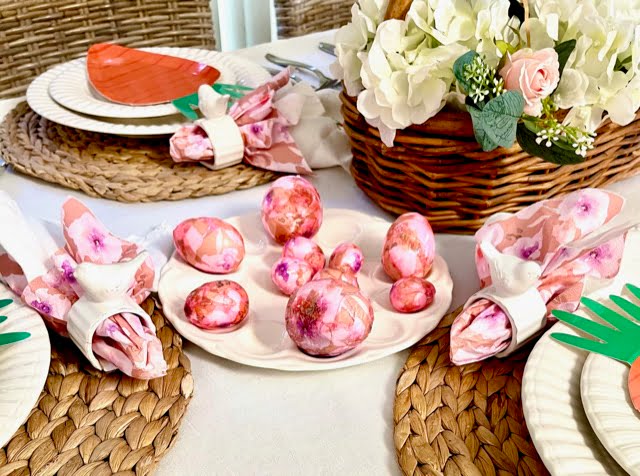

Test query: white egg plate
[158,209,453,371]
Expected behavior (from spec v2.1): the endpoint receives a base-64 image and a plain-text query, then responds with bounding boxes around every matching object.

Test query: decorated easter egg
[285,279,374,357]
[382,213,435,281]
[389,277,436,313]
[184,280,249,329]
[328,242,364,274]
[283,237,325,274]
[261,176,323,244]
[271,257,315,296]
[312,268,360,288]
[173,217,245,274]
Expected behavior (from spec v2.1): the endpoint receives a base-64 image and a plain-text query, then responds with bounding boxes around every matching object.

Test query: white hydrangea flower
[408,0,517,67]
[554,68,591,108]
[331,0,389,97]
[356,18,466,146]
[563,105,605,133]
[604,76,640,125]
[530,0,640,126]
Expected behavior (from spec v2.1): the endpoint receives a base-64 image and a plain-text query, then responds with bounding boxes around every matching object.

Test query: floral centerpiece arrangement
[332,0,640,164]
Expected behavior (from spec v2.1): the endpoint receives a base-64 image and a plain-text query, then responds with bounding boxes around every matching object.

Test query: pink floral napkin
[450,189,629,365]
[170,69,349,174]
[0,198,167,379]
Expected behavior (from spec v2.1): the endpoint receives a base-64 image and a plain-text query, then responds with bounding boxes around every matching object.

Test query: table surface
[2,30,640,476]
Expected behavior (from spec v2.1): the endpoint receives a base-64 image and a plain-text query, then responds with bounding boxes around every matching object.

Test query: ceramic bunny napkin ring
[451,189,639,366]
[0,192,166,379]
[169,68,351,174]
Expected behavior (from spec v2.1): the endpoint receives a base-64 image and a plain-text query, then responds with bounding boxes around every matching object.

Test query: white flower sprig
[463,54,505,104]
[532,101,596,158]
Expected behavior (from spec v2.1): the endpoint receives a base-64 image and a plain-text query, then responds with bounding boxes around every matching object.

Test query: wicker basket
[0,0,215,99]
[340,0,640,234]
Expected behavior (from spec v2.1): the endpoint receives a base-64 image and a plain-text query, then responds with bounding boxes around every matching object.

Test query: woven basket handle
[384,0,413,20]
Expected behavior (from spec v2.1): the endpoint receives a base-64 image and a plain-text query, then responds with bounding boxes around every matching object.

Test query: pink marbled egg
[382,213,435,281]
[328,242,363,274]
[283,237,325,274]
[184,280,249,329]
[389,277,436,313]
[261,176,323,245]
[271,257,315,296]
[173,217,245,274]
[312,268,359,288]
[285,279,374,357]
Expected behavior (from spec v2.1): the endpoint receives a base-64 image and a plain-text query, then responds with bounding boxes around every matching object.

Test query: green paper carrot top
[0,299,30,347]
[551,283,640,411]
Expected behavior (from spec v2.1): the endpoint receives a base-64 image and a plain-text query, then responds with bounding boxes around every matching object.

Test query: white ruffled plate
[27,48,270,136]
[158,209,453,371]
[48,49,237,119]
[523,322,626,475]
[581,354,640,475]
[0,284,50,448]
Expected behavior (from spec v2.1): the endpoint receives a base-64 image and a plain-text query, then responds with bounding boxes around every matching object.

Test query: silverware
[265,53,340,90]
[319,42,336,57]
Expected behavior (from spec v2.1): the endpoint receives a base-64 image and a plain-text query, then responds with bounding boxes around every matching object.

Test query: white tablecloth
[2,30,640,476]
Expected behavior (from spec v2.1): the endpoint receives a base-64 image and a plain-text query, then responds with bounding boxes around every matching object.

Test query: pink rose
[499,48,560,116]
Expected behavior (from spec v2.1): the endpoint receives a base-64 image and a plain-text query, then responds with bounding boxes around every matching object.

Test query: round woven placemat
[0,298,193,476]
[394,308,549,476]
[0,103,277,203]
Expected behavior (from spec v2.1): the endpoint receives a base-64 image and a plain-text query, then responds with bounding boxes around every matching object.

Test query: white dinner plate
[522,322,626,475]
[582,354,640,475]
[27,49,270,136]
[158,209,454,371]
[0,284,50,448]
[48,49,237,119]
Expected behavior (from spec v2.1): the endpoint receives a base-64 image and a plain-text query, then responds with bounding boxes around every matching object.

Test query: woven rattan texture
[394,308,549,476]
[0,0,215,99]
[274,0,352,38]
[0,103,278,203]
[341,91,640,234]
[0,298,192,476]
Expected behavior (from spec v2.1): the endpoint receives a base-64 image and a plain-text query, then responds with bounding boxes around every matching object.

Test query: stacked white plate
[523,230,640,475]
[26,47,271,136]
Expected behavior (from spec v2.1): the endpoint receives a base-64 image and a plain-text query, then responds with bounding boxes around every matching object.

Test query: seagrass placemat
[394,308,549,476]
[0,103,277,203]
[0,298,193,476]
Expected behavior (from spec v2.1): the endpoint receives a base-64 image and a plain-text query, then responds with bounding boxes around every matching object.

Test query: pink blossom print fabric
[169,69,312,174]
[0,198,167,379]
[450,189,627,365]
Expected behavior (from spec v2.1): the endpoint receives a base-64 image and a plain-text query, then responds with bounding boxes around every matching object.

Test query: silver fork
[265,53,340,90]
[318,42,336,57]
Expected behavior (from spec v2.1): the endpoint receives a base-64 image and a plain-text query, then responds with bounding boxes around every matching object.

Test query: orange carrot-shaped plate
[87,44,221,106]
[552,284,640,411]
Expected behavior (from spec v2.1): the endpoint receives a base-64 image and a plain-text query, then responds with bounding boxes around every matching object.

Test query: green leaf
[615,56,631,73]
[496,40,516,56]
[0,299,12,309]
[453,51,478,94]
[555,39,576,75]
[516,123,585,164]
[467,91,524,151]
[468,105,500,151]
